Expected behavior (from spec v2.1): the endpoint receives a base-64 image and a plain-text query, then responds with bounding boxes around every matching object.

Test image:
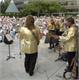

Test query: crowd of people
[0,15,79,79]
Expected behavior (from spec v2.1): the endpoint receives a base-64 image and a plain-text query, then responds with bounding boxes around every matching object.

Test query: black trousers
[49,37,54,48]
[24,52,38,74]
[67,52,76,71]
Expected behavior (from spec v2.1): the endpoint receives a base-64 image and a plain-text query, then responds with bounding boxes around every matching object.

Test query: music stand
[6,44,15,61]
[4,34,15,61]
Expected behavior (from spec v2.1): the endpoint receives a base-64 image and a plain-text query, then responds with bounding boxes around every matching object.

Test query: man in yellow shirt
[52,17,78,72]
[19,15,40,76]
[47,18,56,49]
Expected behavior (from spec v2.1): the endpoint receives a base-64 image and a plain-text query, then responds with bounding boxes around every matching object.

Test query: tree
[1,0,10,13]
[21,1,66,16]
[48,2,65,13]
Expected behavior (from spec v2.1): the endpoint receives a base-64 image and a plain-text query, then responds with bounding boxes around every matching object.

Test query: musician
[59,19,65,35]
[47,18,56,49]
[19,15,40,76]
[52,17,78,72]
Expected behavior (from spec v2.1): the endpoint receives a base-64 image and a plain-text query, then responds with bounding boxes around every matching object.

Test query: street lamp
[37,0,41,17]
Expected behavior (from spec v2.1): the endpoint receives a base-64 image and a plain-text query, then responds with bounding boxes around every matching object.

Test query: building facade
[59,0,79,12]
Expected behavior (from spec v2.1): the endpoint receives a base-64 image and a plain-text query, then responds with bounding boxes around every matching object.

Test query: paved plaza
[0,37,70,80]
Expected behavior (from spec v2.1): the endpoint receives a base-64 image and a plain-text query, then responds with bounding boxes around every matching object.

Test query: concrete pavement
[0,37,68,80]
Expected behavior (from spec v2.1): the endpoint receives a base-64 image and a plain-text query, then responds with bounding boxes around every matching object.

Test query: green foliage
[0,0,10,13]
[48,2,65,12]
[21,1,65,16]
[0,1,66,17]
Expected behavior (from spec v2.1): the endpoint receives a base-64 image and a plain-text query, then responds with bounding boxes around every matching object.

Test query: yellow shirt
[59,25,78,52]
[48,23,56,30]
[59,23,65,32]
[47,23,56,38]
[19,27,40,54]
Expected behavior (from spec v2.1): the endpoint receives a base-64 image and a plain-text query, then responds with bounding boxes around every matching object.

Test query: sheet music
[5,34,13,41]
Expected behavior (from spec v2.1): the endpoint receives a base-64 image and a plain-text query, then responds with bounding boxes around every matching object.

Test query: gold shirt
[59,25,78,52]
[48,22,56,30]
[19,27,40,54]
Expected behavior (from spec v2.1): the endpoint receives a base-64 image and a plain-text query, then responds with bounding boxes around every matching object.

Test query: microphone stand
[55,44,62,62]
